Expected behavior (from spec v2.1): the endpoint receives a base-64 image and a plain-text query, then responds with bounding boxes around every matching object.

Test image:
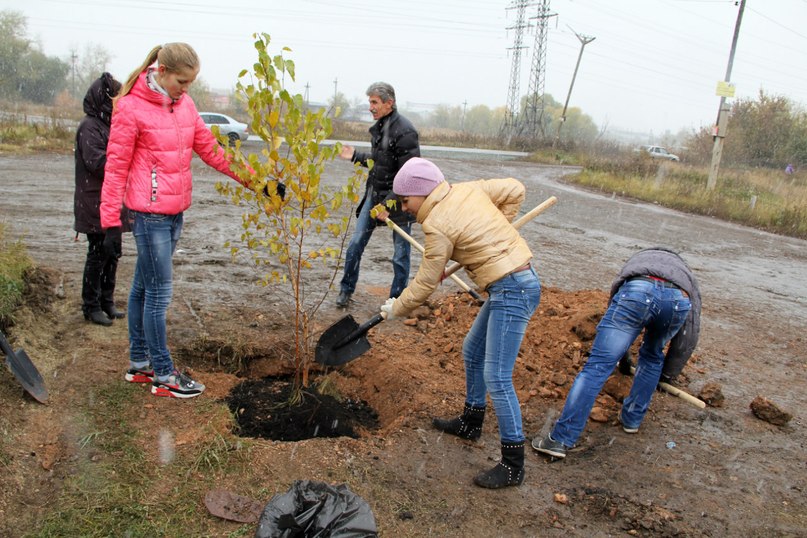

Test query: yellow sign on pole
[716,81,736,98]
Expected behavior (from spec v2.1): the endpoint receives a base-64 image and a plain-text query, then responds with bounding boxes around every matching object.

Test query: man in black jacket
[336,82,420,307]
[74,72,125,326]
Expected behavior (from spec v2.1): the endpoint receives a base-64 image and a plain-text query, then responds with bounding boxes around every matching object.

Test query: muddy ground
[0,148,805,537]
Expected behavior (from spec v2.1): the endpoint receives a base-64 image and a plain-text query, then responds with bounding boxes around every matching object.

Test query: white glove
[380,297,398,320]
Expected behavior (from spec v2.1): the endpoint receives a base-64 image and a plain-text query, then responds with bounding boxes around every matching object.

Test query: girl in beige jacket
[381,158,541,489]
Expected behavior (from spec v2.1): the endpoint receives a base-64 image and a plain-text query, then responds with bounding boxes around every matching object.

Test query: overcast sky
[10,0,807,137]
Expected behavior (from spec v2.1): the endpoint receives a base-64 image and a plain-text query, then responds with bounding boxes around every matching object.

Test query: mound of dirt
[214,287,634,447]
[326,287,641,435]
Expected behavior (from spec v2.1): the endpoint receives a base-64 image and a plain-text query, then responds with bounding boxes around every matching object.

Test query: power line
[747,6,807,40]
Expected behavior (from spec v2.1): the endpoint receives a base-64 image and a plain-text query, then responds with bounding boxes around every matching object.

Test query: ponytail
[113,43,200,109]
[114,45,161,107]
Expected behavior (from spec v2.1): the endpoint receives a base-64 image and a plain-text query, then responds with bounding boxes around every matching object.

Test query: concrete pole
[707,0,746,191]
[553,30,595,148]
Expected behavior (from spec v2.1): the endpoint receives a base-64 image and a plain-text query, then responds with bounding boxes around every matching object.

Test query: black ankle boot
[103,305,126,319]
[432,404,485,440]
[84,310,113,327]
[473,441,525,489]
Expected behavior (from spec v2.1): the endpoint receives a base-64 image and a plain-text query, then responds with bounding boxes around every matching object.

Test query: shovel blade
[5,347,48,403]
[315,315,372,366]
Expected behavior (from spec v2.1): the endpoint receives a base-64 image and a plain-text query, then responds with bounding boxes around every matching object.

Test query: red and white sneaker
[151,370,205,399]
[124,367,154,383]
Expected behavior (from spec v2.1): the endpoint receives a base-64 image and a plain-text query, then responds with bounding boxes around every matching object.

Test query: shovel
[0,329,48,403]
[316,196,559,367]
[315,312,386,366]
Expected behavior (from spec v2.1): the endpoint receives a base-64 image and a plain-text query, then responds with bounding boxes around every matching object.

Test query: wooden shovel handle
[658,379,707,409]
[630,365,706,409]
[442,196,558,279]
[383,218,484,304]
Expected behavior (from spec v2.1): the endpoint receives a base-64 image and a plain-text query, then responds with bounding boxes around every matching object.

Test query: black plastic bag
[255,480,377,538]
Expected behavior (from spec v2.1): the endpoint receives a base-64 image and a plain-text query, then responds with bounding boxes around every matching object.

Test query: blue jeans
[551,279,692,446]
[128,211,183,377]
[462,267,541,443]
[340,197,411,298]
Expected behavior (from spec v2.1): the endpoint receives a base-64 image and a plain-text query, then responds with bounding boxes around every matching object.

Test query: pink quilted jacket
[100,70,244,228]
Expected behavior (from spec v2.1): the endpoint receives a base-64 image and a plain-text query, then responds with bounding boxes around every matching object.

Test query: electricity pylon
[501,0,532,140]
[518,0,554,140]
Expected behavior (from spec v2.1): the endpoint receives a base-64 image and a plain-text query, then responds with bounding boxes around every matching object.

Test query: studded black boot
[473,441,525,489]
[432,403,485,440]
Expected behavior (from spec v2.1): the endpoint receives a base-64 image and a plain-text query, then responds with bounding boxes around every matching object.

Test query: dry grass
[0,224,33,325]
[565,154,807,239]
[331,120,507,150]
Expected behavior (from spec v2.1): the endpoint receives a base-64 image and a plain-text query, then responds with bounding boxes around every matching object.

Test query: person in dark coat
[532,247,701,460]
[74,72,124,326]
[335,82,420,307]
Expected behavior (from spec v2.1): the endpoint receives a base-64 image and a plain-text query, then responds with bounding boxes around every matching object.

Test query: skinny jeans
[128,211,183,377]
[462,267,541,443]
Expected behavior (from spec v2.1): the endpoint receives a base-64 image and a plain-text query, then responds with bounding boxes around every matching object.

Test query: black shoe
[432,404,486,440]
[531,434,567,460]
[473,441,525,489]
[103,306,126,319]
[335,291,351,308]
[84,310,113,327]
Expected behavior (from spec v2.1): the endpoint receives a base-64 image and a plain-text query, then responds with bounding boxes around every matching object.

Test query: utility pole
[461,100,468,131]
[70,51,78,98]
[707,0,746,191]
[553,28,595,148]
[332,77,338,117]
[304,82,310,108]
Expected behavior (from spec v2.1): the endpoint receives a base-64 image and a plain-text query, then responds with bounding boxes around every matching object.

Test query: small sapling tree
[215,33,366,393]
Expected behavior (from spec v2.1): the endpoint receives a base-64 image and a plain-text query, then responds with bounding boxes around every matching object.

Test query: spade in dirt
[0,329,48,403]
[315,313,385,366]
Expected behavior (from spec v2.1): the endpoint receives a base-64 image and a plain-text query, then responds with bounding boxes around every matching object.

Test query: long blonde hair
[115,42,200,104]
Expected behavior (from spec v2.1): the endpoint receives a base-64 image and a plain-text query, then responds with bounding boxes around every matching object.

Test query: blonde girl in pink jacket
[100,42,246,398]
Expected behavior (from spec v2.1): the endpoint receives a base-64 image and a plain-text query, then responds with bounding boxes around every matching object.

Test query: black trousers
[81,233,119,315]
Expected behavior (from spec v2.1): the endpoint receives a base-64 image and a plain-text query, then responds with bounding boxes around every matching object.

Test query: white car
[636,145,680,162]
[199,112,249,145]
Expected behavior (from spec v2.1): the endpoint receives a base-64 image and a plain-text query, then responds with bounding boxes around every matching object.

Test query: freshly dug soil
[226,377,379,441]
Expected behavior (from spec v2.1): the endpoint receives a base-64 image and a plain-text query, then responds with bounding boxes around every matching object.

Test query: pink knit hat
[393,158,445,197]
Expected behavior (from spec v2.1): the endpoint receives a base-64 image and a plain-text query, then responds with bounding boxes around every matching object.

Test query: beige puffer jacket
[392,178,533,317]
